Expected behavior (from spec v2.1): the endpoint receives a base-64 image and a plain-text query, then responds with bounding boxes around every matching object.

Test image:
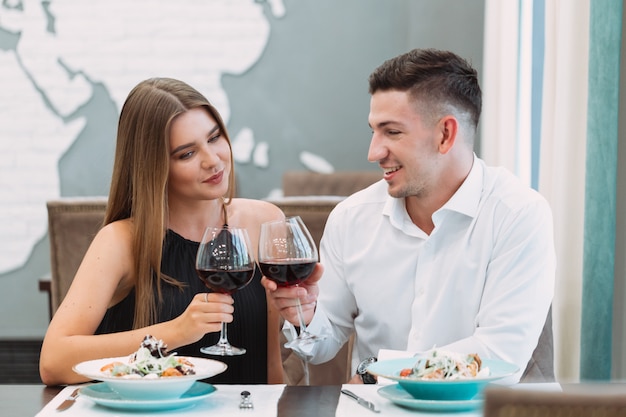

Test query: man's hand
[261,263,324,326]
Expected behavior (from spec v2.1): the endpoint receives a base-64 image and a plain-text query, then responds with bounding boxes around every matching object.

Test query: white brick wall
[0,0,283,273]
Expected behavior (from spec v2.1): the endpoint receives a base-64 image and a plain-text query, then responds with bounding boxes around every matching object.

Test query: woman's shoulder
[230,198,284,223]
[96,218,134,244]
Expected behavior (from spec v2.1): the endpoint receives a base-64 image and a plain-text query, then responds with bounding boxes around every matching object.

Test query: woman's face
[167,107,231,203]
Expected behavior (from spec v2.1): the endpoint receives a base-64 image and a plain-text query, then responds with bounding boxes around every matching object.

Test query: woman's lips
[204,171,224,184]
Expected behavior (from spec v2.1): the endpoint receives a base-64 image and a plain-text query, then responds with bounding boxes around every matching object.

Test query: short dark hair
[368,49,481,129]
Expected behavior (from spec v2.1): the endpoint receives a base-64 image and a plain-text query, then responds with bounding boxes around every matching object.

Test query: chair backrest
[47,197,107,316]
[265,196,344,248]
[282,171,381,197]
[483,386,626,417]
[521,306,555,382]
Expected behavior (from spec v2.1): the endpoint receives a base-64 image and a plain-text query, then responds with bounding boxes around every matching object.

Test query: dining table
[2,381,574,417]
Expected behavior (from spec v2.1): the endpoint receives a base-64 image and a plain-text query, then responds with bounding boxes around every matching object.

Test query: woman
[39,78,284,386]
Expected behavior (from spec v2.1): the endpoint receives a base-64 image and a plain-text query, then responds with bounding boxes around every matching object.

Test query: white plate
[73,356,227,400]
[378,384,483,412]
[79,381,216,411]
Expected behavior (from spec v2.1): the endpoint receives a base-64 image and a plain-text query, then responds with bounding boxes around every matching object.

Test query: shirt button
[417,288,425,296]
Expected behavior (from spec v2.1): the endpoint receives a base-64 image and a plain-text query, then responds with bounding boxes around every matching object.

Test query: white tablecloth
[36,383,562,417]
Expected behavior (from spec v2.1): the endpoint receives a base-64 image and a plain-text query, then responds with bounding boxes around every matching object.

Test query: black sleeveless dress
[96,229,268,384]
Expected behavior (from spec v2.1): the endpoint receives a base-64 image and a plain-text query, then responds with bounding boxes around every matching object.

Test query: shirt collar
[383,192,417,234]
[437,153,483,219]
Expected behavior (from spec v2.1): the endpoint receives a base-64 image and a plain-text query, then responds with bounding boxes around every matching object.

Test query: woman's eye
[208,133,221,143]
[179,150,194,160]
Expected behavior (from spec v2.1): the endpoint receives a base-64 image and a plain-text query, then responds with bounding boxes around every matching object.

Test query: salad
[100,335,196,378]
[399,349,488,380]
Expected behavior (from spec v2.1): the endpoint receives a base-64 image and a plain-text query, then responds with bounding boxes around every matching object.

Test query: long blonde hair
[104,78,236,329]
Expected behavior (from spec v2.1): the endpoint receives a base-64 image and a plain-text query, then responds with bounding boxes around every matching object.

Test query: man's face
[367,90,443,199]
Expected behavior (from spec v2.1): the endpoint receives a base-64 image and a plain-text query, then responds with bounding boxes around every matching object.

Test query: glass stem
[295,297,309,334]
[217,322,230,346]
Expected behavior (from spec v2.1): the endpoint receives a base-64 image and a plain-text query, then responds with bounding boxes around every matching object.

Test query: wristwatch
[357,356,378,384]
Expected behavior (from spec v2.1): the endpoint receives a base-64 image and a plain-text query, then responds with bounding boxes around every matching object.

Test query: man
[262,48,555,384]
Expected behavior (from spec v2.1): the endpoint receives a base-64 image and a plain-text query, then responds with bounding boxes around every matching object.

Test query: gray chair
[42,197,108,318]
[282,170,381,197]
[483,385,626,417]
[521,307,555,382]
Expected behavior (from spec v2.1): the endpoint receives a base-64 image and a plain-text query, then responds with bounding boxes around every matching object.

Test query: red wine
[259,259,316,287]
[197,268,254,294]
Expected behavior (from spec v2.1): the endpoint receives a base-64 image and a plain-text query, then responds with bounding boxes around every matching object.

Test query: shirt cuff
[280,309,332,361]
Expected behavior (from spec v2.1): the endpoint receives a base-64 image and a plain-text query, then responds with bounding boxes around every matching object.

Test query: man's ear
[438,116,458,155]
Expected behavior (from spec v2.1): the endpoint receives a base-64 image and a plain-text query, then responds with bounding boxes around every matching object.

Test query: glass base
[201,343,246,356]
[284,332,324,350]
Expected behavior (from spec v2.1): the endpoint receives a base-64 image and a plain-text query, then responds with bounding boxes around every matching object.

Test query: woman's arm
[39,220,232,386]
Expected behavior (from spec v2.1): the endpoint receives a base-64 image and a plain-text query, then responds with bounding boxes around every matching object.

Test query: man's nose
[367,134,386,163]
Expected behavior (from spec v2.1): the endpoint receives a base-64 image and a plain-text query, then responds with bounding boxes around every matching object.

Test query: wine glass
[258,216,322,350]
[195,226,255,356]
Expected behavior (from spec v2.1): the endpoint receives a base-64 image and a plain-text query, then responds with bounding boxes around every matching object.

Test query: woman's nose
[200,148,219,169]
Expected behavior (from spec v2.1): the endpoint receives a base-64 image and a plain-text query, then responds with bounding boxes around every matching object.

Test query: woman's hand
[261,263,323,327]
[173,292,234,345]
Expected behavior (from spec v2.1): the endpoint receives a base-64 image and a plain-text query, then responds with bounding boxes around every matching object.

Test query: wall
[0,0,485,338]
[614,0,626,379]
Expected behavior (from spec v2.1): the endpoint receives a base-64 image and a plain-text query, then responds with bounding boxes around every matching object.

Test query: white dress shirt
[290,156,556,382]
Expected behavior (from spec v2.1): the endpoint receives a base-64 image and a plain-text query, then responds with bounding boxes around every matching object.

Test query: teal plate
[80,381,216,411]
[378,384,483,412]
[367,357,518,401]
